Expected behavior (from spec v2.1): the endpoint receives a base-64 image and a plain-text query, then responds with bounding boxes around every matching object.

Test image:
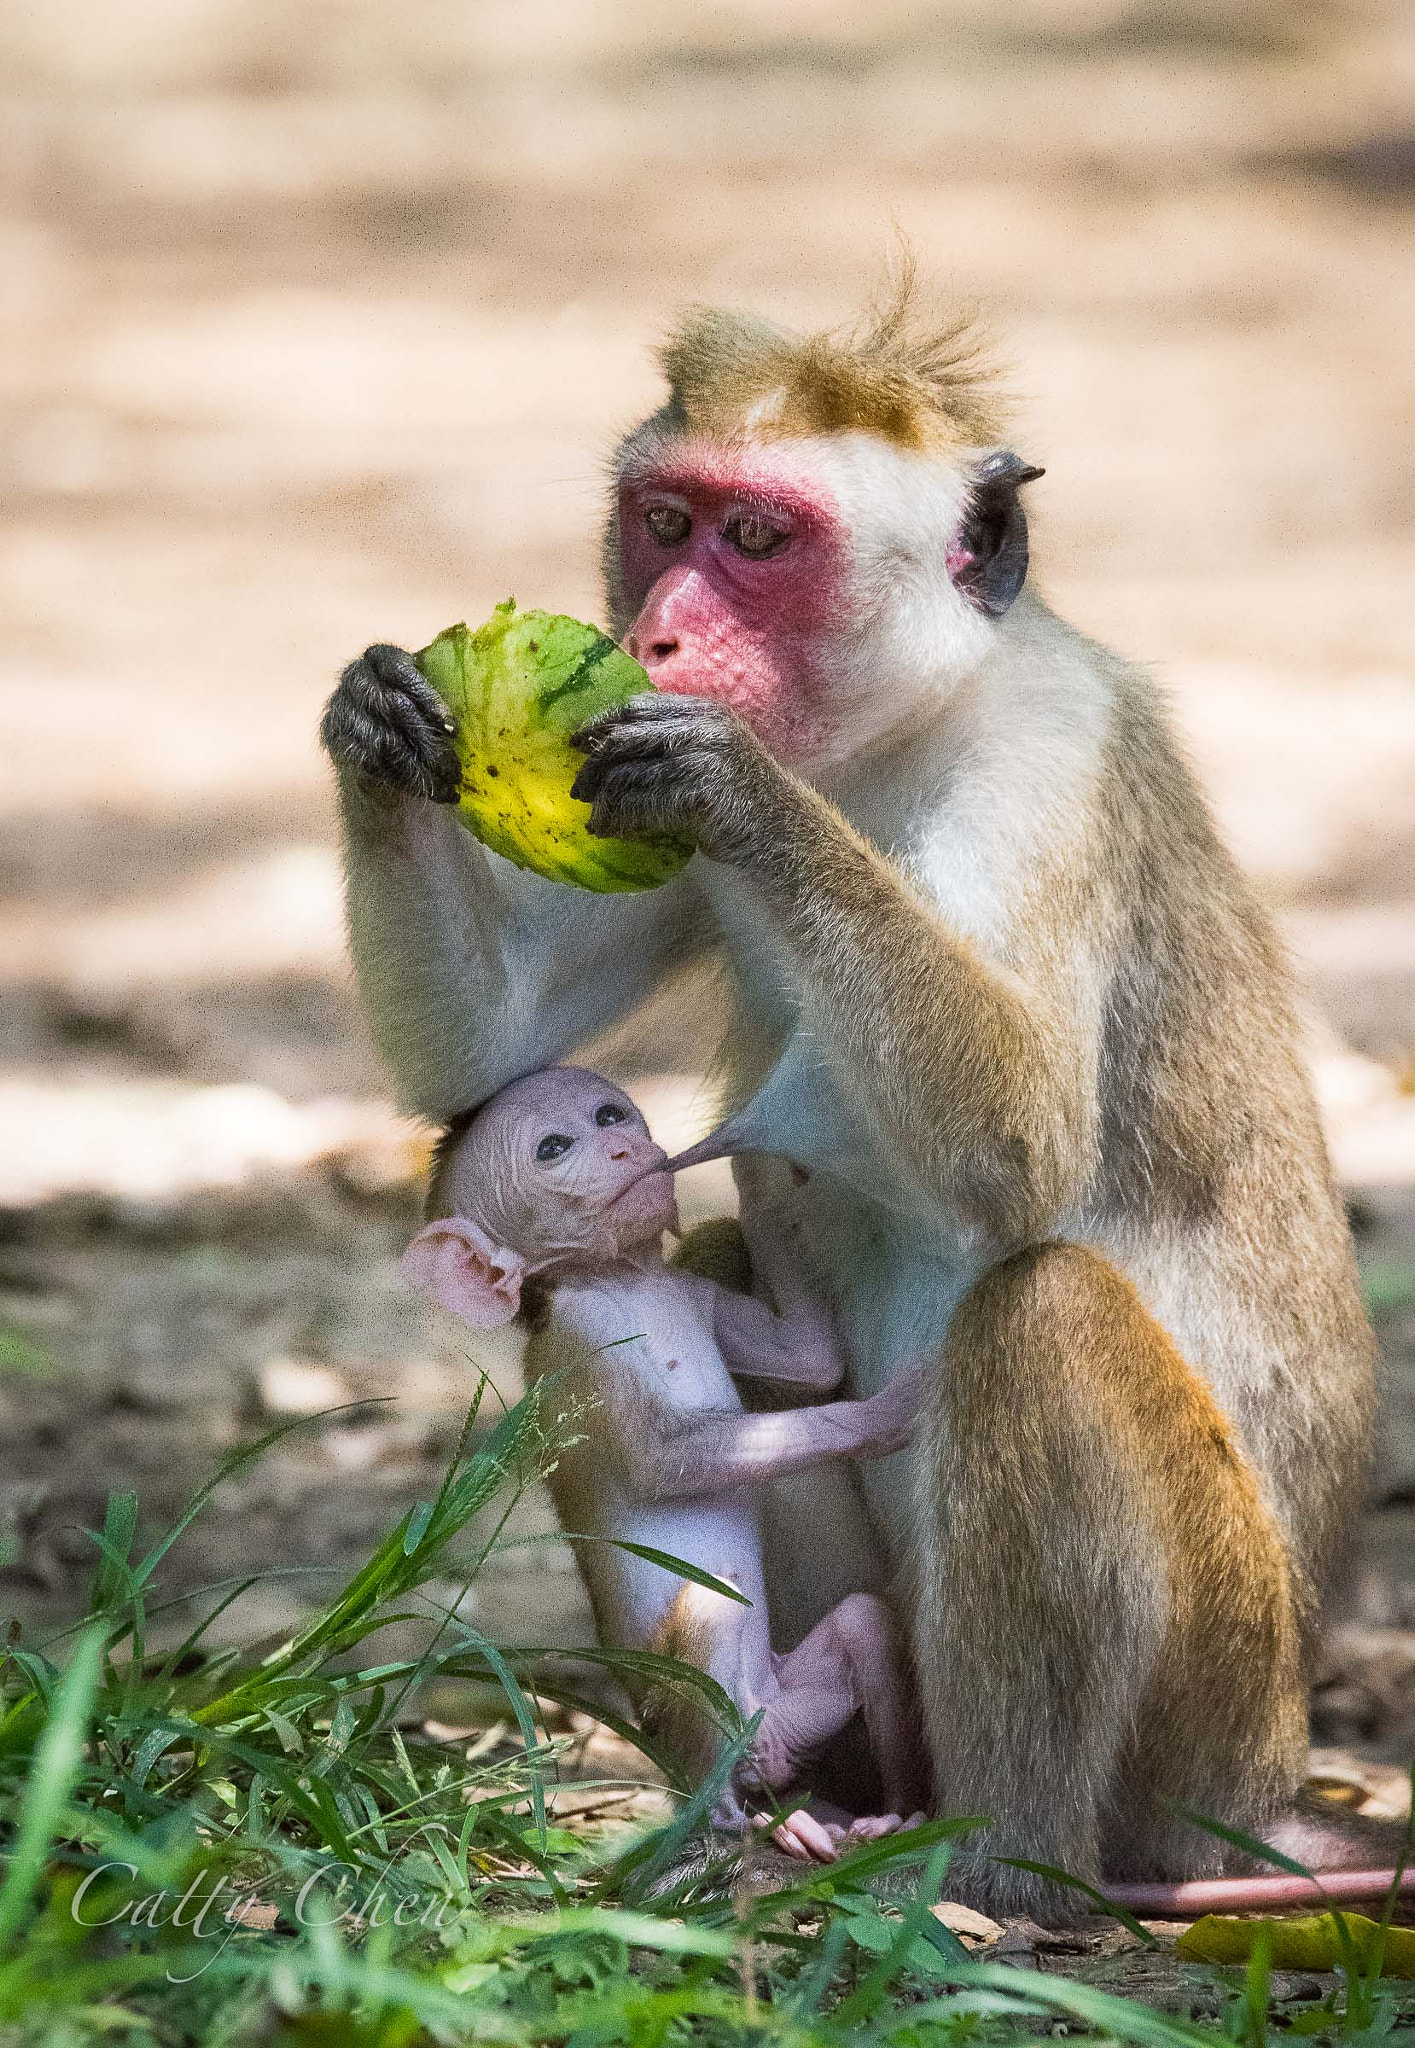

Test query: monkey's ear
[402,1219,526,1328]
[951,450,1045,618]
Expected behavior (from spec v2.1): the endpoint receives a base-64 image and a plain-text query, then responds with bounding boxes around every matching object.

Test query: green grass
[0,1374,1411,2046]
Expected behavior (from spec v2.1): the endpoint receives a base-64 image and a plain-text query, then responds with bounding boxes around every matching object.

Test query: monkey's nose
[628,633,679,668]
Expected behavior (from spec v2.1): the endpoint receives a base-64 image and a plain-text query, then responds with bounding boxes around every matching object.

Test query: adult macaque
[403,1065,926,1859]
[322,276,1404,1915]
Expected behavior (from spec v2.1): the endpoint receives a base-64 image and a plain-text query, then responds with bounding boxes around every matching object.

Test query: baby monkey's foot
[824,1811,928,1849]
[755,1807,839,1863]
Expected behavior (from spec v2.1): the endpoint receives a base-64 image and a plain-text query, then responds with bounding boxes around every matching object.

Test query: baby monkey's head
[402,1066,677,1328]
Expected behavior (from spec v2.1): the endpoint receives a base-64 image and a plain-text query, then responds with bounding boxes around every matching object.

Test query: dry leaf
[227,1898,279,1931]
[931,1899,1004,1943]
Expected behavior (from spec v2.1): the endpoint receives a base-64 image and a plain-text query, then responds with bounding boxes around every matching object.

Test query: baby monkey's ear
[402,1219,526,1328]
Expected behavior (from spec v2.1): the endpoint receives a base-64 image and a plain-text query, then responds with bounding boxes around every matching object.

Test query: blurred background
[1,0,1412,1775]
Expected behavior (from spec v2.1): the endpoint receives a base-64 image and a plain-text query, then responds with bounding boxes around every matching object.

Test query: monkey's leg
[917,1241,1305,1923]
[805,1593,926,1827]
[671,1217,752,1293]
[752,1593,927,1852]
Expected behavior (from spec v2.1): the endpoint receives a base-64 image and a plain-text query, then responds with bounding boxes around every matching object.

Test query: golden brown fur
[658,264,1006,453]
[639,1586,728,1787]
[1081,662,1375,1609]
[924,1242,1309,1905]
[670,1216,754,1295]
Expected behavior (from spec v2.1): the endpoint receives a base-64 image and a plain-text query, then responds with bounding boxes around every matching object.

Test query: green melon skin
[414,601,693,894]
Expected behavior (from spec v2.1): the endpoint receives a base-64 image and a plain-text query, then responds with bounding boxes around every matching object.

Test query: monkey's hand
[853,1365,926,1460]
[321,644,463,804]
[569,695,799,867]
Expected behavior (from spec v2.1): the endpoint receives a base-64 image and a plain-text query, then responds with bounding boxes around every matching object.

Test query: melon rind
[415,601,693,893]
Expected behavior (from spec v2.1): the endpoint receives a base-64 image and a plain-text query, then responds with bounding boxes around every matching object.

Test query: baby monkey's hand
[855,1365,925,1459]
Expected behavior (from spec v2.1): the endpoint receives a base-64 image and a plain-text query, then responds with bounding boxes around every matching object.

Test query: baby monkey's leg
[753,1593,925,1861]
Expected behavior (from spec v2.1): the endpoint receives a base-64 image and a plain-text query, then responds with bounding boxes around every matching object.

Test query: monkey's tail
[1104,1867,1414,1915]
[1105,1796,1414,1916]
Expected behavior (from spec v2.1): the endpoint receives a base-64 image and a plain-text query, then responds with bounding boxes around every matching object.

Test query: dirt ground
[1,0,1413,1787]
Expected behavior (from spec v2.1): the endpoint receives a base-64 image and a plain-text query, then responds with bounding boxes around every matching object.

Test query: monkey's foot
[825,1811,928,1849]
[756,1808,839,1863]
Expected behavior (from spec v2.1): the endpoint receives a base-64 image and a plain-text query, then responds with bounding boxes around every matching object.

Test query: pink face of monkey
[402,1068,677,1328]
[615,448,850,764]
[611,430,1000,772]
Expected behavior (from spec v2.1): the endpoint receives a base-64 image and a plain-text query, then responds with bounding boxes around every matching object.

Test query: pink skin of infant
[402,1065,927,1863]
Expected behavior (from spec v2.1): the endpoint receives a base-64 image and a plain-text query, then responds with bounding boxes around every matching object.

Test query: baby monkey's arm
[710,1155,843,1395]
[614,1364,922,1508]
[710,1287,843,1394]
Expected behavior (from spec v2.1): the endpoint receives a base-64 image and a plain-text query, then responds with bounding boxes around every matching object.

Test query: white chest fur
[693,876,983,1388]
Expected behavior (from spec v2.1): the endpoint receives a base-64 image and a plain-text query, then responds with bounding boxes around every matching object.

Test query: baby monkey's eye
[536,1133,574,1163]
[595,1103,629,1127]
[645,505,690,546]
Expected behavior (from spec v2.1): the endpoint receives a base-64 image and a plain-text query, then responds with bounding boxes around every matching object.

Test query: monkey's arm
[615,1367,921,1506]
[709,1289,843,1393]
[698,1157,844,1392]
[572,698,1096,1242]
[323,645,705,1120]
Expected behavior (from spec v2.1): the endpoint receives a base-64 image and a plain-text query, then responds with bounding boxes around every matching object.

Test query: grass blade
[1163,1802,1364,1984]
[465,1641,744,1732]
[87,1491,137,1614]
[998,1854,1157,1943]
[832,1841,956,2024]
[940,1961,1224,2046]
[130,1402,391,1592]
[497,1531,754,1605]
[0,1625,104,1953]
[597,1714,762,1905]
[452,1625,551,1852]
[500,1906,734,1957]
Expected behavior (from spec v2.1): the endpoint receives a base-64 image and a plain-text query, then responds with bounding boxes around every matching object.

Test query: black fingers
[571,716,700,768]
[571,701,727,828]
[320,644,462,803]
[570,694,723,755]
[569,697,764,865]
[570,739,655,809]
[578,759,702,842]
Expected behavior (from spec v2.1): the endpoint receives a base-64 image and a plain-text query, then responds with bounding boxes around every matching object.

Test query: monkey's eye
[724,512,788,560]
[536,1133,574,1163]
[595,1102,629,1127]
[645,505,690,546]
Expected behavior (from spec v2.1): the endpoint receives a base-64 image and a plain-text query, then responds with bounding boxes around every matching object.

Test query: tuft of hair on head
[657,256,1008,455]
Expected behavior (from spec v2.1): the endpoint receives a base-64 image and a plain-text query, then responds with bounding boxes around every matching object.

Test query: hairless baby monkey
[402,1065,927,1861]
